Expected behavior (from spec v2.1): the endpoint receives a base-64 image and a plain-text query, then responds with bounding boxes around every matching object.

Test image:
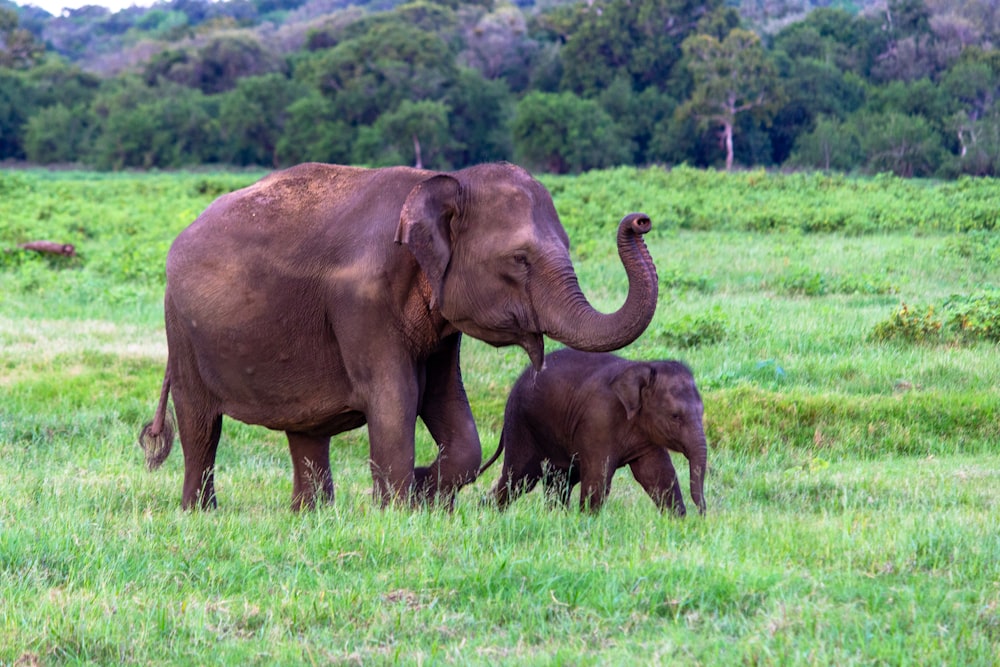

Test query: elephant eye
[502,253,531,285]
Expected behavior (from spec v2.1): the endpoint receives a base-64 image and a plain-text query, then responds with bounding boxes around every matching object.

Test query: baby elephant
[481,348,707,515]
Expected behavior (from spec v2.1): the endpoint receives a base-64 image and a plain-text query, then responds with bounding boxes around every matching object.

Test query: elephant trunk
[537,213,658,354]
[688,437,707,515]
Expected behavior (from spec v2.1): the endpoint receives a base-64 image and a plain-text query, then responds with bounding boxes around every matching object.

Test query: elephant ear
[611,364,656,421]
[395,175,462,308]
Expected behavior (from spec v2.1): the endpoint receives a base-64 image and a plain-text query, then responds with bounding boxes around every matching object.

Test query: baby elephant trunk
[688,437,707,515]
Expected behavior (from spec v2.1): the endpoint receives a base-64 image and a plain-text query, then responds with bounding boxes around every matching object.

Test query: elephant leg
[629,450,686,516]
[493,456,543,510]
[337,326,424,508]
[287,432,334,511]
[367,419,417,508]
[173,393,222,510]
[415,335,483,507]
[578,458,616,513]
[365,376,420,508]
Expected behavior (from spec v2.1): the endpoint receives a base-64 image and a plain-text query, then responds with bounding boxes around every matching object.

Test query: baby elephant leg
[493,455,544,509]
[541,464,577,509]
[629,450,686,516]
[578,460,616,513]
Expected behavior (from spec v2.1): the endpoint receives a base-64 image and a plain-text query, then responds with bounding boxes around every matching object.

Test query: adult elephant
[139,162,658,511]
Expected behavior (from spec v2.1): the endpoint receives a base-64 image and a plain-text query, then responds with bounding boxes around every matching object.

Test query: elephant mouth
[448,309,546,370]
[520,332,546,371]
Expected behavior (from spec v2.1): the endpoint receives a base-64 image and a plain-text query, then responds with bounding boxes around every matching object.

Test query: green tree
[865,79,952,128]
[24,103,90,164]
[390,0,461,44]
[275,92,354,166]
[870,0,937,82]
[133,8,190,39]
[941,58,998,124]
[649,109,715,167]
[353,100,455,169]
[947,107,1000,176]
[855,111,946,177]
[788,115,863,172]
[443,67,513,166]
[552,0,726,98]
[768,56,867,163]
[217,73,307,167]
[597,75,673,166]
[0,7,45,69]
[295,19,457,127]
[144,33,286,94]
[0,68,34,159]
[459,3,540,92]
[940,57,1000,174]
[301,7,369,51]
[88,78,218,169]
[771,8,886,78]
[885,0,933,46]
[25,59,100,109]
[681,28,782,170]
[956,0,1000,43]
[511,91,630,174]
[42,5,139,65]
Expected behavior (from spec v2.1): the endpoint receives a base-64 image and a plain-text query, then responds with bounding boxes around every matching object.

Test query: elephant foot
[413,466,458,510]
[290,485,335,512]
[182,490,218,511]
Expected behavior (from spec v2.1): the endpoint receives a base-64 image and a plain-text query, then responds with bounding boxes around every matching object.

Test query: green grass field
[1,167,998,665]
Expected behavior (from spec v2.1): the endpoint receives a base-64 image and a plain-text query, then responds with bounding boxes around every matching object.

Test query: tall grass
[1,167,998,664]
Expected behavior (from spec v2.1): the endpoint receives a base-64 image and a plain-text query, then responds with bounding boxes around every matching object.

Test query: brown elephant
[139,162,659,511]
[481,348,707,515]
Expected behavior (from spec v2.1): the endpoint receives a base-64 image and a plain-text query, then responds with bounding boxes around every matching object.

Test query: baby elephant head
[611,360,707,514]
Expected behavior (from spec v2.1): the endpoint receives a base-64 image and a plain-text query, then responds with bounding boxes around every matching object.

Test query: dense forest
[1,0,998,176]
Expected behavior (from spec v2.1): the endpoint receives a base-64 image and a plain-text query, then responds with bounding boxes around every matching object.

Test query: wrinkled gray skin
[139,162,659,511]
[481,349,707,515]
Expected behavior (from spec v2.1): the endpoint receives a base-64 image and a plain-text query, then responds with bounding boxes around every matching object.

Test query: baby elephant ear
[395,175,461,308]
[611,364,655,421]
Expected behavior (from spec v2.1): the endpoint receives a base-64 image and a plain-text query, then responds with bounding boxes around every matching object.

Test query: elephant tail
[478,431,505,476]
[138,365,175,471]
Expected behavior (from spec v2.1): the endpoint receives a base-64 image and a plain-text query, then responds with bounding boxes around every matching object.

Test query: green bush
[772,268,897,296]
[652,306,727,348]
[941,231,1000,264]
[871,290,1000,344]
[658,267,714,293]
[772,268,828,296]
[870,303,943,343]
[945,289,1000,342]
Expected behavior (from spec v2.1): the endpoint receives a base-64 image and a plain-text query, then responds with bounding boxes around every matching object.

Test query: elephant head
[613,360,708,514]
[395,162,658,368]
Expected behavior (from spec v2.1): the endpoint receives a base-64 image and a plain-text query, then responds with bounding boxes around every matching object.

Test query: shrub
[941,231,1000,264]
[652,307,727,348]
[773,268,828,296]
[945,289,1000,343]
[871,290,1000,344]
[658,267,714,293]
[870,303,943,343]
[773,268,897,297]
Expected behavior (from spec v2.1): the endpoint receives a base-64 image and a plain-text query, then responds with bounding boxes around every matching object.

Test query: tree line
[1,0,999,177]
